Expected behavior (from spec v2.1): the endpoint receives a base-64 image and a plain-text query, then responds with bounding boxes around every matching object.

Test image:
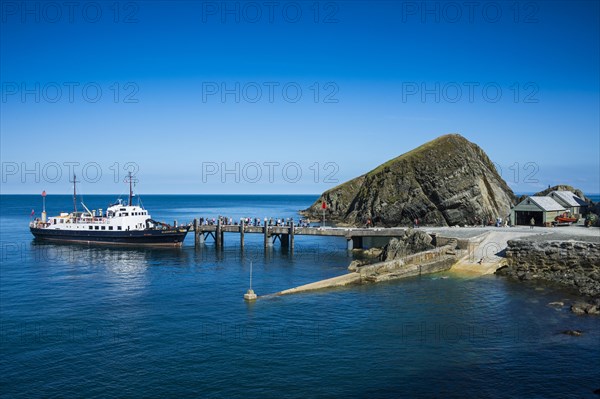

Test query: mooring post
[216,217,223,249]
[240,219,245,249]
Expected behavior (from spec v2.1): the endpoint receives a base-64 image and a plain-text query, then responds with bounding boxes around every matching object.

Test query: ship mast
[70,174,79,213]
[128,171,133,206]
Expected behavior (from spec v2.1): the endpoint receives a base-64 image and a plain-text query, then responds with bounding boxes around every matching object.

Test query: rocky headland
[302,134,516,227]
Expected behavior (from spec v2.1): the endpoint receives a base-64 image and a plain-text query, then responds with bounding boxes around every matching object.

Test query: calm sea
[1,195,599,398]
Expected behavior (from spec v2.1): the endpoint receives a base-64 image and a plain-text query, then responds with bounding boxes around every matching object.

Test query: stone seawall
[357,244,457,282]
[499,239,600,298]
[275,244,458,296]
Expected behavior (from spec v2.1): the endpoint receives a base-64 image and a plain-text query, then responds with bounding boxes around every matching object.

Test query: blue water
[1,195,599,398]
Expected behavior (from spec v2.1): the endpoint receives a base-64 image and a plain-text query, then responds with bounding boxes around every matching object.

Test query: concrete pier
[190,223,407,251]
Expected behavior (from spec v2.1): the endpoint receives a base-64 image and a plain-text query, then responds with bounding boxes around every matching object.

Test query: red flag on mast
[30,209,35,217]
[41,190,46,197]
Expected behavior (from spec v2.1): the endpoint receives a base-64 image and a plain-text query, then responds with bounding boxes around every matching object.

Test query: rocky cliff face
[303,134,516,226]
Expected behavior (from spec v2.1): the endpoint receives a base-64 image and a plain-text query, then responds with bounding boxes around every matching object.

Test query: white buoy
[244,261,257,301]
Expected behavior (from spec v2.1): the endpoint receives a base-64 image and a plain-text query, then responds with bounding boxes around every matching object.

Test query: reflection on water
[27,241,192,298]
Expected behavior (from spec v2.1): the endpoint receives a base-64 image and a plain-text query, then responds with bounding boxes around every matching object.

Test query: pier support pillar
[240,222,245,249]
[290,225,295,252]
[194,218,199,246]
[264,224,271,248]
[346,237,353,250]
[351,236,363,250]
[216,218,223,249]
[281,233,290,248]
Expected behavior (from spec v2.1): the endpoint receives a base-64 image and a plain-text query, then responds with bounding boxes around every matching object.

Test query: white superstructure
[30,199,161,232]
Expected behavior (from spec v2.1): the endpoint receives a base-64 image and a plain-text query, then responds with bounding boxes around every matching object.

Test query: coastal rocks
[362,247,383,258]
[379,230,434,261]
[348,259,369,272]
[302,134,516,227]
[571,302,599,315]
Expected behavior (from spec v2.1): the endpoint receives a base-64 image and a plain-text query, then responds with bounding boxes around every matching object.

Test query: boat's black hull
[30,227,189,247]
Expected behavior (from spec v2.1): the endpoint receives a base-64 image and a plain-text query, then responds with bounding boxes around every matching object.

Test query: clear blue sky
[1,0,598,195]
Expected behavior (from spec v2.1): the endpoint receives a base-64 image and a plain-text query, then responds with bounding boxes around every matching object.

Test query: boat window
[89,226,92,230]
[123,213,128,216]
[101,226,106,230]
[95,226,99,230]
[109,226,113,230]
[118,226,122,230]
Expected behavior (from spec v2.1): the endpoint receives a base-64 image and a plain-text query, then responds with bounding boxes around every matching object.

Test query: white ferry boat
[29,173,188,246]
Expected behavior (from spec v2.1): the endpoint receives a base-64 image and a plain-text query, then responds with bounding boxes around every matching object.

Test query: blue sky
[1,0,598,195]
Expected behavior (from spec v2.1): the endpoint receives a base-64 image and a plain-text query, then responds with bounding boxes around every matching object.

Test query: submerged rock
[570,302,599,315]
[561,330,583,336]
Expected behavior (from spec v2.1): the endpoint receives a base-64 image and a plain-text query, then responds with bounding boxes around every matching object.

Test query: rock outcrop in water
[379,230,435,261]
[303,134,516,226]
